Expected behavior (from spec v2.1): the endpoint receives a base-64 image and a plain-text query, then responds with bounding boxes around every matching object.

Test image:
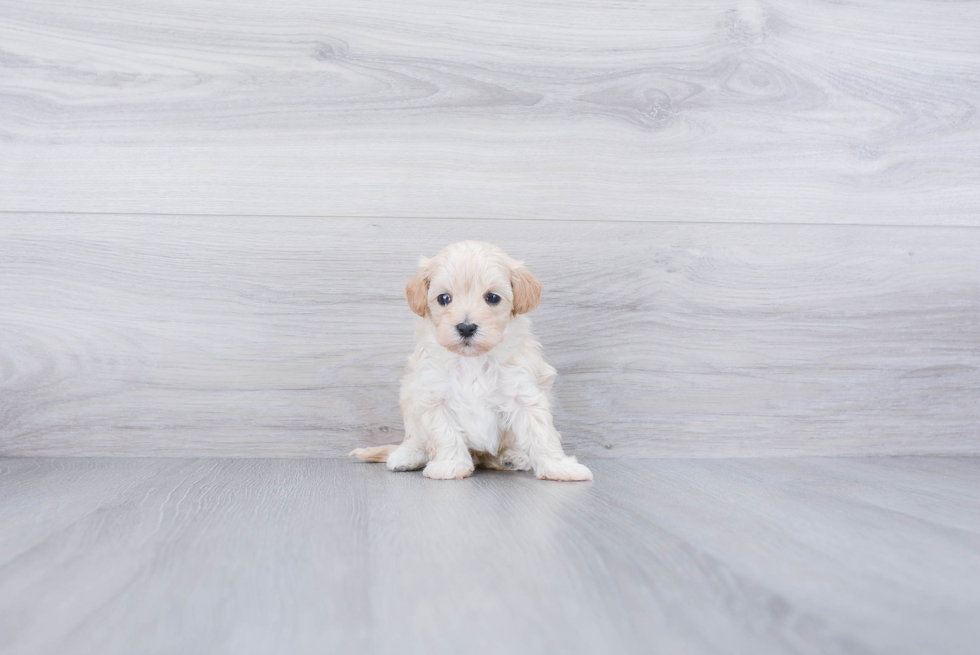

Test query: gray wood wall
[1,0,978,457]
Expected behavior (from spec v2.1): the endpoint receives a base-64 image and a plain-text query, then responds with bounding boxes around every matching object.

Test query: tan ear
[405,261,430,317]
[511,265,542,315]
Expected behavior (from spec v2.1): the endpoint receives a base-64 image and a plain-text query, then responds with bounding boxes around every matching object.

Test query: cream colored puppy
[350,241,593,482]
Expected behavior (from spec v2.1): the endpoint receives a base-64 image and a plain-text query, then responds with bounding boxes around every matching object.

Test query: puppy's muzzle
[456,322,478,339]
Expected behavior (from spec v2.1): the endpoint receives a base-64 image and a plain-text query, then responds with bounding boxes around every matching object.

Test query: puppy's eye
[437,294,452,306]
[485,293,501,305]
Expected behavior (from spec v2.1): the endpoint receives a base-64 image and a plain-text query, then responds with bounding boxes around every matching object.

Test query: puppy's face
[405,242,542,356]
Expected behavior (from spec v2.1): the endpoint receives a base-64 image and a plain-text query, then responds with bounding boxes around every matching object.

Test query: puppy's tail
[349,444,399,463]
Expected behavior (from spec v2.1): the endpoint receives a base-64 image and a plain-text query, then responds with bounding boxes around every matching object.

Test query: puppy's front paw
[536,457,593,482]
[423,459,475,480]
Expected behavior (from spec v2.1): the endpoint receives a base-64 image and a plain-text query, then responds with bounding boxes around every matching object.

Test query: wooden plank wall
[1,0,978,457]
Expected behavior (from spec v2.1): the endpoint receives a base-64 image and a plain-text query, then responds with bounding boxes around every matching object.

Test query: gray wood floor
[1,457,978,655]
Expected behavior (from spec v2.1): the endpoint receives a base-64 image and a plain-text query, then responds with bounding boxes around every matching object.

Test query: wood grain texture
[1,214,978,457]
[1,457,979,655]
[1,0,979,224]
[0,458,369,654]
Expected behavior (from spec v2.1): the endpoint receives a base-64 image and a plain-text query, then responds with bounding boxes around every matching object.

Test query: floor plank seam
[3,209,979,230]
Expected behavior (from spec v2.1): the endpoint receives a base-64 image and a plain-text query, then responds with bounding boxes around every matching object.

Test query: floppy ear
[511,265,542,315]
[405,259,430,317]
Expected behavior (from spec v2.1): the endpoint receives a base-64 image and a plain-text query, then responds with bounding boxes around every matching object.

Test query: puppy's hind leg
[508,406,592,482]
[386,408,428,471]
[499,448,532,471]
[489,429,532,471]
[474,449,532,471]
[350,439,426,470]
[386,437,427,471]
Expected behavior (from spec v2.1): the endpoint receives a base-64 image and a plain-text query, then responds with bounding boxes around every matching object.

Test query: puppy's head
[405,241,542,356]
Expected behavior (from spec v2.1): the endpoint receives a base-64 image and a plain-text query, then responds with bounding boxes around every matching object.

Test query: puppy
[350,241,592,481]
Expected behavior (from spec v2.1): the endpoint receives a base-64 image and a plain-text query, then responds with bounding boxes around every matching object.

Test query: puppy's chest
[444,359,508,452]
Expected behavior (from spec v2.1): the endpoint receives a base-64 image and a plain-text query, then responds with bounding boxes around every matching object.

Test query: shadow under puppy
[351,241,592,481]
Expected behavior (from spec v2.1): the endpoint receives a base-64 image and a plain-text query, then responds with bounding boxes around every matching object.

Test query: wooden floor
[2,457,978,655]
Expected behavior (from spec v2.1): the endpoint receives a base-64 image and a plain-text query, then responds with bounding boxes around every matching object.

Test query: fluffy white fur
[350,241,592,482]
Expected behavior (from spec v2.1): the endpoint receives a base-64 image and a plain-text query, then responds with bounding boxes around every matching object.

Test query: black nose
[456,322,478,339]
